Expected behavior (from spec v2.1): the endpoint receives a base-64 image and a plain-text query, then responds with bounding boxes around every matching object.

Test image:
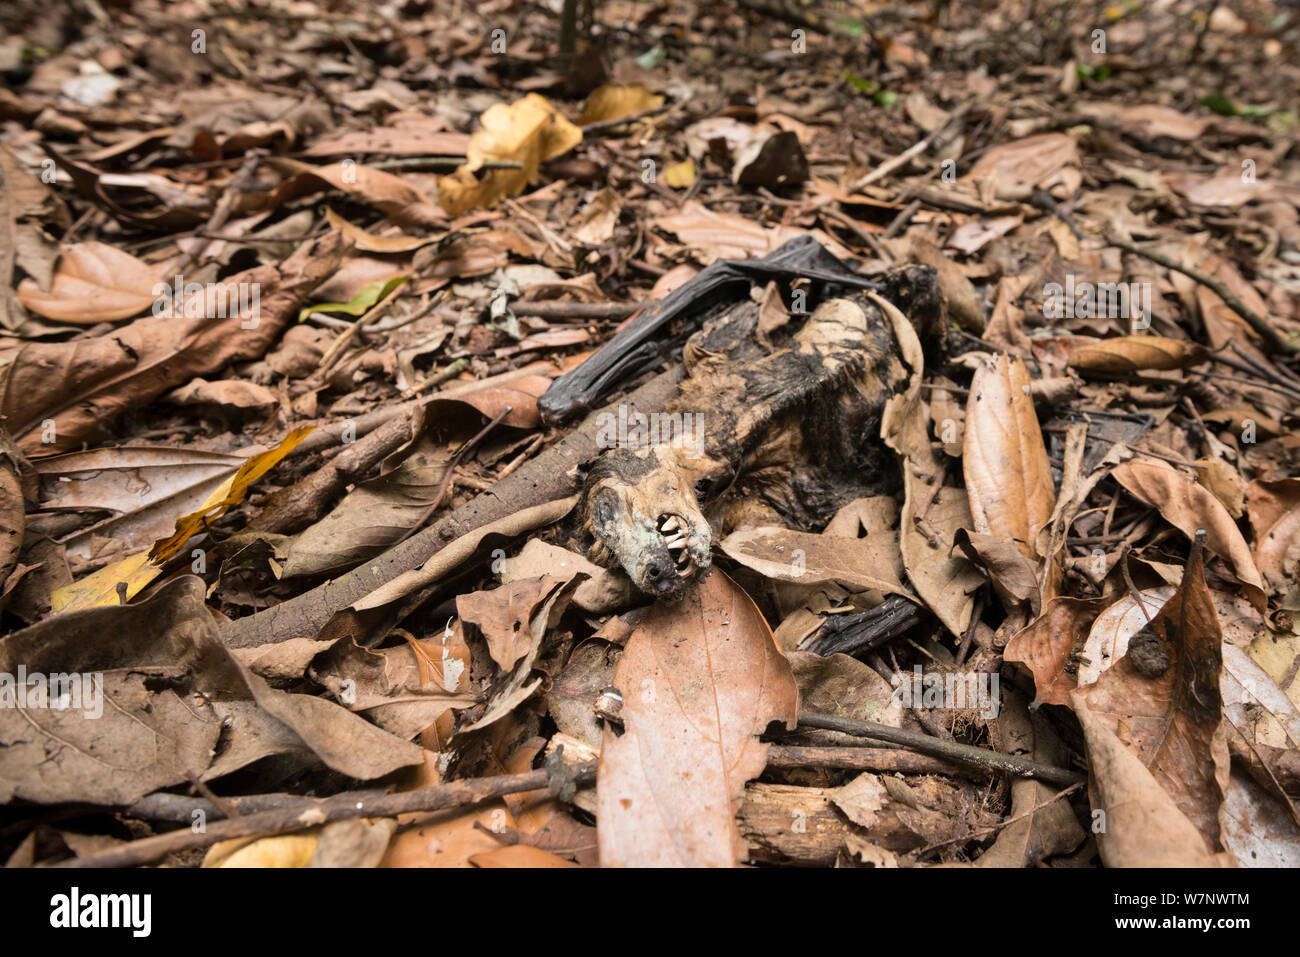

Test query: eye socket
[595,491,618,527]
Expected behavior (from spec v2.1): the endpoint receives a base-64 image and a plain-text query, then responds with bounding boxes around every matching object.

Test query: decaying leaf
[1074,545,1231,851]
[597,569,798,866]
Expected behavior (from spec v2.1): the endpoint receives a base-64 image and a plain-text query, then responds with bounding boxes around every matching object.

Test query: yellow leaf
[52,428,313,612]
[204,833,320,868]
[149,426,313,564]
[577,84,664,125]
[51,551,159,613]
[437,94,583,217]
[664,159,696,189]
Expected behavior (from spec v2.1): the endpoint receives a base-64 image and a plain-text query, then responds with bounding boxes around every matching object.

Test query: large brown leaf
[1074,545,1231,851]
[963,353,1057,585]
[596,569,798,866]
[718,525,906,597]
[0,231,346,455]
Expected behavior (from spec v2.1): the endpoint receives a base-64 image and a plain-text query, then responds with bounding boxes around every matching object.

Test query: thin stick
[846,105,971,194]
[797,712,1084,787]
[59,764,598,869]
[1104,233,1296,354]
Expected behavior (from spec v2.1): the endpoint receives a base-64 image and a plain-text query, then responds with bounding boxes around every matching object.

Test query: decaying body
[578,267,940,597]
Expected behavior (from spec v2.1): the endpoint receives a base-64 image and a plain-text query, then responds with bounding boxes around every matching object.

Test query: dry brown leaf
[877,292,982,637]
[572,187,622,246]
[458,575,572,672]
[1192,457,1245,519]
[965,133,1080,198]
[1111,457,1265,607]
[1067,335,1208,375]
[167,377,278,414]
[1075,545,1231,851]
[0,231,346,455]
[1072,697,1222,867]
[266,160,443,228]
[1246,478,1300,596]
[596,569,798,866]
[16,242,159,323]
[324,207,440,253]
[718,525,907,597]
[656,201,853,263]
[963,354,1057,572]
[1004,596,1108,708]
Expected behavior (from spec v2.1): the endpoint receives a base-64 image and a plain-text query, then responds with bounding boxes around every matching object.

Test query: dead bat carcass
[565,261,943,598]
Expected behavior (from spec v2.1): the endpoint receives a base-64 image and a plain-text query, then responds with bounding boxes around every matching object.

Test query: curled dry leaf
[324,207,440,253]
[572,187,622,246]
[16,241,159,324]
[437,94,583,217]
[876,292,982,637]
[1066,335,1208,376]
[458,575,574,672]
[597,569,798,866]
[963,353,1058,592]
[1111,457,1265,607]
[964,133,1081,199]
[1004,596,1108,708]
[0,231,346,455]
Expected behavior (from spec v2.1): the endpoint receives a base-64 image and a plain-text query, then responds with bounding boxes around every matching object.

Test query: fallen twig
[797,712,1085,787]
[58,764,596,868]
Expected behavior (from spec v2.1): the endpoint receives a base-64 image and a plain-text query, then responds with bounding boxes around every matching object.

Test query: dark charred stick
[801,595,926,657]
[796,712,1085,787]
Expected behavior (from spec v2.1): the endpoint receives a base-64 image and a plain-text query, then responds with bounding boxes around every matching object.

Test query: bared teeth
[660,516,681,533]
[665,534,687,550]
